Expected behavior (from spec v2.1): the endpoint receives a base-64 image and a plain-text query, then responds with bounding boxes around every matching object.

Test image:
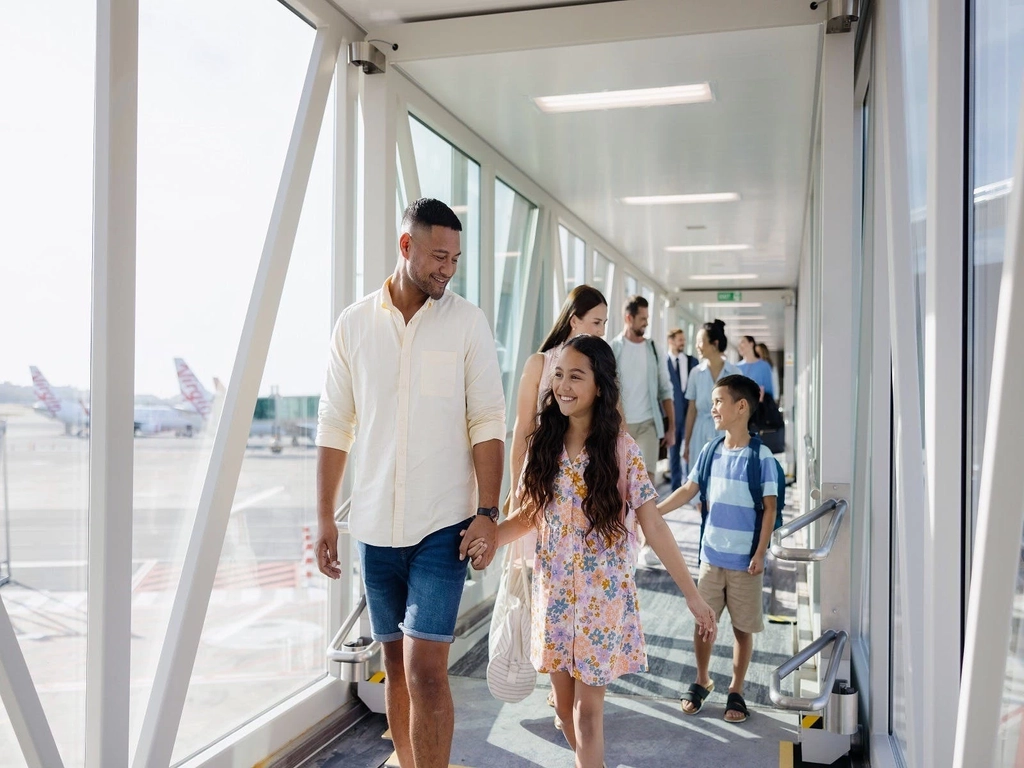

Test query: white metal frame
[132,25,345,768]
[923,0,966,762]
[0,598,64,768]
[954,73,1024,768]
[877,0,931,762]
[87,0,139,766]
[368,0,828,63]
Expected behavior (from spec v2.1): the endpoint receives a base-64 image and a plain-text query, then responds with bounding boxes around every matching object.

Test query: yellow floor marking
[779,740,794,768]
[368,671,386,684]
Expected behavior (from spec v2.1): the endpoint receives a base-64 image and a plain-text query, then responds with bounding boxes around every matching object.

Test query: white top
[316,279,507,547]
[620,337,653,424]
[669,351,690,391]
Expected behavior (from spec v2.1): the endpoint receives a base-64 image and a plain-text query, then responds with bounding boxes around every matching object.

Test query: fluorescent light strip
[702,302,763,308]
[622,193,739,205]
[666,244,751,253]
[535,83,712,113]
[715,315,768,321]
[689,274,759,281]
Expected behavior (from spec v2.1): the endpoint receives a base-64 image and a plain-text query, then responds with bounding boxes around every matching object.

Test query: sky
[1,1,333,399]
[2,0,1022,399]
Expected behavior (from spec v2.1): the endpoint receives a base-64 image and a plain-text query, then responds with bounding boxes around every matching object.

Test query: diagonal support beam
[954,73,1024,768]
[0,598,65,768]
[371,0,827,63]
[131,25,343,768]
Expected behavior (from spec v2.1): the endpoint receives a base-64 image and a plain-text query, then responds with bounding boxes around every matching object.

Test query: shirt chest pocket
[420,350,458,398]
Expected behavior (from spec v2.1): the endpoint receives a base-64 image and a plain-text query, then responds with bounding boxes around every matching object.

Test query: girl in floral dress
[465,335,717,768]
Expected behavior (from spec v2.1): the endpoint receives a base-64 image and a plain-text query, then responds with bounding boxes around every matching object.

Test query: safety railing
[770,498,848,562]
[326,593,380,664]
[770,629,849,711]
[325,497,381,666]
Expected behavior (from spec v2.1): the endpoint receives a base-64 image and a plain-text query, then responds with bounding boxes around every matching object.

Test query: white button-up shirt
[316,279,506,547]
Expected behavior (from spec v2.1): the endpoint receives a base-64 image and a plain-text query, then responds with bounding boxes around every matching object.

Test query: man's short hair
[714,374,761,424]
[624,295,648,317]
[667,327,683,339]
[401,198,463,233]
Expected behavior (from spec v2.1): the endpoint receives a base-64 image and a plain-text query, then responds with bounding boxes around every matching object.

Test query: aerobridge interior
[2,1,1023,768]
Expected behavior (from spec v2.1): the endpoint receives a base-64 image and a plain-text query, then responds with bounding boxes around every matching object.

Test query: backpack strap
[695,435,726,566]
[747,435,767,560]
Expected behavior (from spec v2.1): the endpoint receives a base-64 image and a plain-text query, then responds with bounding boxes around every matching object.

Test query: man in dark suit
[666,328,699,490]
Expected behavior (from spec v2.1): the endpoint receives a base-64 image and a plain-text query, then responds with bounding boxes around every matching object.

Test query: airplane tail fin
[174,358,214,419]
[29,366,62,417]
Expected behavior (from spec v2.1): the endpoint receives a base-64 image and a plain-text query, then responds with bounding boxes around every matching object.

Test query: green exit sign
[717,291,743,302]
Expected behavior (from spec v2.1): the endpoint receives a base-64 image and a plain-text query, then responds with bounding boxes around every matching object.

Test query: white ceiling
[399,24,821,296]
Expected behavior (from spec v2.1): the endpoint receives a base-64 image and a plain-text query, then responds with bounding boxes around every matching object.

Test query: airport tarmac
[0,404,332,767]
[0,404,802,768]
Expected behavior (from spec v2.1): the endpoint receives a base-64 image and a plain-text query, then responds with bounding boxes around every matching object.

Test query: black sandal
[680,681,715,714]
[724,692,750,722]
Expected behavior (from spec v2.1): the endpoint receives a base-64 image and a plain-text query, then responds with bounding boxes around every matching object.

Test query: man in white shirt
[314,198,506,768]
[608,295,675,482]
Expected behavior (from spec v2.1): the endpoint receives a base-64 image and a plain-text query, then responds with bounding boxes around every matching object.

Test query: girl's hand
[687,595,718,643]
[459,531,489,569]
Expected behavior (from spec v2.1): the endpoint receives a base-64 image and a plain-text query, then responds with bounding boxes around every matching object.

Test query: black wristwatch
[476,506,499,523]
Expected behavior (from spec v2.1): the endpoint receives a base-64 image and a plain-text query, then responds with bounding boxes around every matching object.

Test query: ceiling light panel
[666,244,751,253]
[621,193,740,205]
[534,83,713,113]
[689,274,759,281]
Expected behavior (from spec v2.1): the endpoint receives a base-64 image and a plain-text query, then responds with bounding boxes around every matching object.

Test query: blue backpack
[695,434,785,565]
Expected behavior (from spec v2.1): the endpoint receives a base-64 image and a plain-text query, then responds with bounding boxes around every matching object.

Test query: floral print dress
[530,433,658,686]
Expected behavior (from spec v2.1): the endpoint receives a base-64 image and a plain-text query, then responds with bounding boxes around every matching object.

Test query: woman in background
[683,320,741,466]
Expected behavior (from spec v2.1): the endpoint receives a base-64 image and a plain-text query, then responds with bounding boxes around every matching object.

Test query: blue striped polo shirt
[688,440,778,571]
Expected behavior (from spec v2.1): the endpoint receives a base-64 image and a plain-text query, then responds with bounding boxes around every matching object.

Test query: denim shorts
[358,518,472,644]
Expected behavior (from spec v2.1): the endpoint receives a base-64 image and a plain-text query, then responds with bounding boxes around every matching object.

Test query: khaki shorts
[626,419,660,475]
[697,561,765,633]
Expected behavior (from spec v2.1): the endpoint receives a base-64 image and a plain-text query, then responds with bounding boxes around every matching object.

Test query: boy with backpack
[655,374,782,724]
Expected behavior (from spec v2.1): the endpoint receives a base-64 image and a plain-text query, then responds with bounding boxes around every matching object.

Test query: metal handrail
[770,629,849,711]
[334,497,352,524]
[770,498,848,562]
[327,593,381,663]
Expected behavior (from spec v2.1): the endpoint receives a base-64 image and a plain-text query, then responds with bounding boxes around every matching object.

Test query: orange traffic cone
[301,525,315,587]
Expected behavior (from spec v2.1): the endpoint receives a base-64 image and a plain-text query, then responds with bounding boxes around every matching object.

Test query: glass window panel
[623,274,639,314]
[592,250,614,300]
[972,0,1024,760]
[132,1,319,761]
[0,3,94,764]
[493,180,538,394]
[408,117,481,304]
[901,0,929,422]
[174,74,334,763]
[557,225,586,295]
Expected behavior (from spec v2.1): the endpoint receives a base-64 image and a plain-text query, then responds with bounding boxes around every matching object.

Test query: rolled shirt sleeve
[464,309,507,445]
[315,313,358,452]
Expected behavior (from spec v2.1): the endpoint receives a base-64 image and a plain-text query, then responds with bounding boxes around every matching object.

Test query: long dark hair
[702,319,728,352]
[520,335,626,546]
[539,285,608,353]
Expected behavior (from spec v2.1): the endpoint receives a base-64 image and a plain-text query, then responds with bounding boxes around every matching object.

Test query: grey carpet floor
[307,504,805,767]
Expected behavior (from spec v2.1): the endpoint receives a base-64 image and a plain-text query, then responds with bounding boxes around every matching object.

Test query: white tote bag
[486,539,536,702]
